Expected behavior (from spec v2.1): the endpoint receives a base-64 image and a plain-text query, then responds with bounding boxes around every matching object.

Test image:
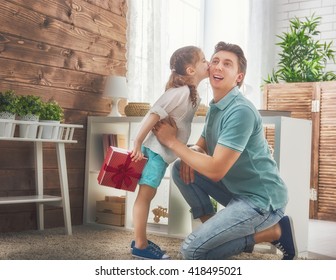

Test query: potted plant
[16,95,43,138]
[0,90,18,137]
[39,100,64,139]
[264,14,336,84]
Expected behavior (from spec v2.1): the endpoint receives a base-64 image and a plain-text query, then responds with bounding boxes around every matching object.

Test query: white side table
[0,120,83,235]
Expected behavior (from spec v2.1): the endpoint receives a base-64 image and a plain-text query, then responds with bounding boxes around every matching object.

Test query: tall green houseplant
[264,14,336,83]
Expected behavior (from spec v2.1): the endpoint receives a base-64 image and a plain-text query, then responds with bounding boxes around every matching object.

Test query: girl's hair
[165,46,201,107]
[213,41,247,88]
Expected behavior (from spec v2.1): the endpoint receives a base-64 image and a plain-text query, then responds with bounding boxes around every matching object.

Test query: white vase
[39,120,60,139]
[19,114,39,138]
[0,112,16,137]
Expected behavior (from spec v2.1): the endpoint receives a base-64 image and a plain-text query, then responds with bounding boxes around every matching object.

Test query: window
[127,0,205,103]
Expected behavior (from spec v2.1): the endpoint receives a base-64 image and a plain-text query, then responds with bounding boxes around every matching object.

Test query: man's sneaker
[271,216,297,260]
[132,245,170,260]
[130,240,166,253]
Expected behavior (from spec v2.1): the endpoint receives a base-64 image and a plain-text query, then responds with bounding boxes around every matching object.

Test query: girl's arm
[131,113,160,161]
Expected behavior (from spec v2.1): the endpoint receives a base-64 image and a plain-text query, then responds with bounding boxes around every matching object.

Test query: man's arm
[153,119,241,181]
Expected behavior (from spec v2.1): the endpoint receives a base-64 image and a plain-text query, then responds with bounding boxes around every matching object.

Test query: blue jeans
[172,160,285,259]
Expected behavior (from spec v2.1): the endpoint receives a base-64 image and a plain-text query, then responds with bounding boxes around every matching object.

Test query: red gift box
[97,146,147,192]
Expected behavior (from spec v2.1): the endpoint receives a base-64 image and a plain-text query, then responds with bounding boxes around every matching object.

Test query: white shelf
[0,121,83,235]
[0,195,62,205]
[83,116,204,235]
[83,113,312,253]
[0,119,82,142]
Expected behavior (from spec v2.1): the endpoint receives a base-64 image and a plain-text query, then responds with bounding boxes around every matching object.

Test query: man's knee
[180,239,207,260]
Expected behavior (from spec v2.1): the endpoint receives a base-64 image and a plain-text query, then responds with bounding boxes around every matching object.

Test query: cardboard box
[105,196,126,203]
[96,212,125,226]
[97,146,147,192]
[96,200,125,215]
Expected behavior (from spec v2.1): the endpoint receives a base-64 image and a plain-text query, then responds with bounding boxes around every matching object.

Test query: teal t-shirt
[202,87,288,211]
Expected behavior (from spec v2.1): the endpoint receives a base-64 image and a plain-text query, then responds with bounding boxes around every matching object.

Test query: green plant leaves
[264,14,336,84]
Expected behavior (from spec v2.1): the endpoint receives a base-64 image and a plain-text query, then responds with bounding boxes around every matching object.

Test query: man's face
[209,50,243,93]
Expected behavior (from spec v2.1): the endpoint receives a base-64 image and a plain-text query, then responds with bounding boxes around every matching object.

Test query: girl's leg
[133,184,157,249]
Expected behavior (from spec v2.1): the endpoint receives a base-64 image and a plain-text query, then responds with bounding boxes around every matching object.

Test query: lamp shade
[104,76,128,98]
[104,76,128,116]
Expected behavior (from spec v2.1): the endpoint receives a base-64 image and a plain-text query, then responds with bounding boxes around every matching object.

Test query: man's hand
[180,160,195,184]
[152,117,178,148]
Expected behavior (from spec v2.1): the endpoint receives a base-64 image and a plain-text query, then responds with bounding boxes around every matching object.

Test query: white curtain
[126,0,205,104]
[126,0,166,103]
[245,0,276,108]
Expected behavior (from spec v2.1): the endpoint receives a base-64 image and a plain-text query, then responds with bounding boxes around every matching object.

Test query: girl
[130,46,209,259]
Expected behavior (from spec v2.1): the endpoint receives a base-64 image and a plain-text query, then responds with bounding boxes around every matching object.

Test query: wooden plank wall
[0,0,127,232]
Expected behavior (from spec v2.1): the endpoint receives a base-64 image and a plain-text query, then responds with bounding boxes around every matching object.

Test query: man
[152,41,297,260]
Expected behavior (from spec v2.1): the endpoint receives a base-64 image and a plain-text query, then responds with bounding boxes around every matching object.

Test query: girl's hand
[130,143,144,162]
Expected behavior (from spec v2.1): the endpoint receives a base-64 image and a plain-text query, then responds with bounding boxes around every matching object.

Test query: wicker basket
[124,102,151,116]
[195,104,209,116]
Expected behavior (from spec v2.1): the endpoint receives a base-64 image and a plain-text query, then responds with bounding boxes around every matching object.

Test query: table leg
[34,142,44,230]
[56,143,72,235]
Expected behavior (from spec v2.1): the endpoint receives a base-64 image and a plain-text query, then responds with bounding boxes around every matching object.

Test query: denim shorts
[138,146,168,188]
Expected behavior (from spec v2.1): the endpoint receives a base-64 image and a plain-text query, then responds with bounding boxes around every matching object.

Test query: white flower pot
[19,114,39,138]
[39,120,60,139]
[0,112,16,137]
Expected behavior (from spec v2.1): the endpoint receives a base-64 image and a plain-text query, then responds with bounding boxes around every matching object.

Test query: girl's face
[193,52,209,82]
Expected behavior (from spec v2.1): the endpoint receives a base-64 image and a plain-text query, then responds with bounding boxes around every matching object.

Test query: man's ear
[236,73,244,83]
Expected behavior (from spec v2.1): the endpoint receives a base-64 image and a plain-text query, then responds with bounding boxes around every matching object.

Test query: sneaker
[132,245,170,260]
[271,216,297,260]
[130,240,166,253]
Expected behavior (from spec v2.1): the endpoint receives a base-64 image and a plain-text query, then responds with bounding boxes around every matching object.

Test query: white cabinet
[83,116,205,235]
[261,116,312,257]
[83,115,312,256]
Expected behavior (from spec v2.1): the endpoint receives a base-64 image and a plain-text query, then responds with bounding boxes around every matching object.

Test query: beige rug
[0,224,283,260]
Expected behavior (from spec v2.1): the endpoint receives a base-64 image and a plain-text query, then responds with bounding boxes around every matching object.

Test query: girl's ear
[186,66,195,76]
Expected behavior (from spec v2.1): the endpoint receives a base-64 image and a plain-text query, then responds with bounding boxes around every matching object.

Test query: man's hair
[213,41,247,88]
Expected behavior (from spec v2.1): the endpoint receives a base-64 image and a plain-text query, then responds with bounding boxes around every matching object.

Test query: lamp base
[108,97,122,117]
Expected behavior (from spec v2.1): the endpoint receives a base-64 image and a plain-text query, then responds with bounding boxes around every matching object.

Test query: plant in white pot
[39,99,64,139]
[264,14,336,84]
[0,90,18,137]
[16,95,43,138]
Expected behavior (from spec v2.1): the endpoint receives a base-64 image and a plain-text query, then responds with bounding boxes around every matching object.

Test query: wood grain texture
[0,0,127,232]
[0,33,126,76]
[263,82,336,222]
[0,1,126,59]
